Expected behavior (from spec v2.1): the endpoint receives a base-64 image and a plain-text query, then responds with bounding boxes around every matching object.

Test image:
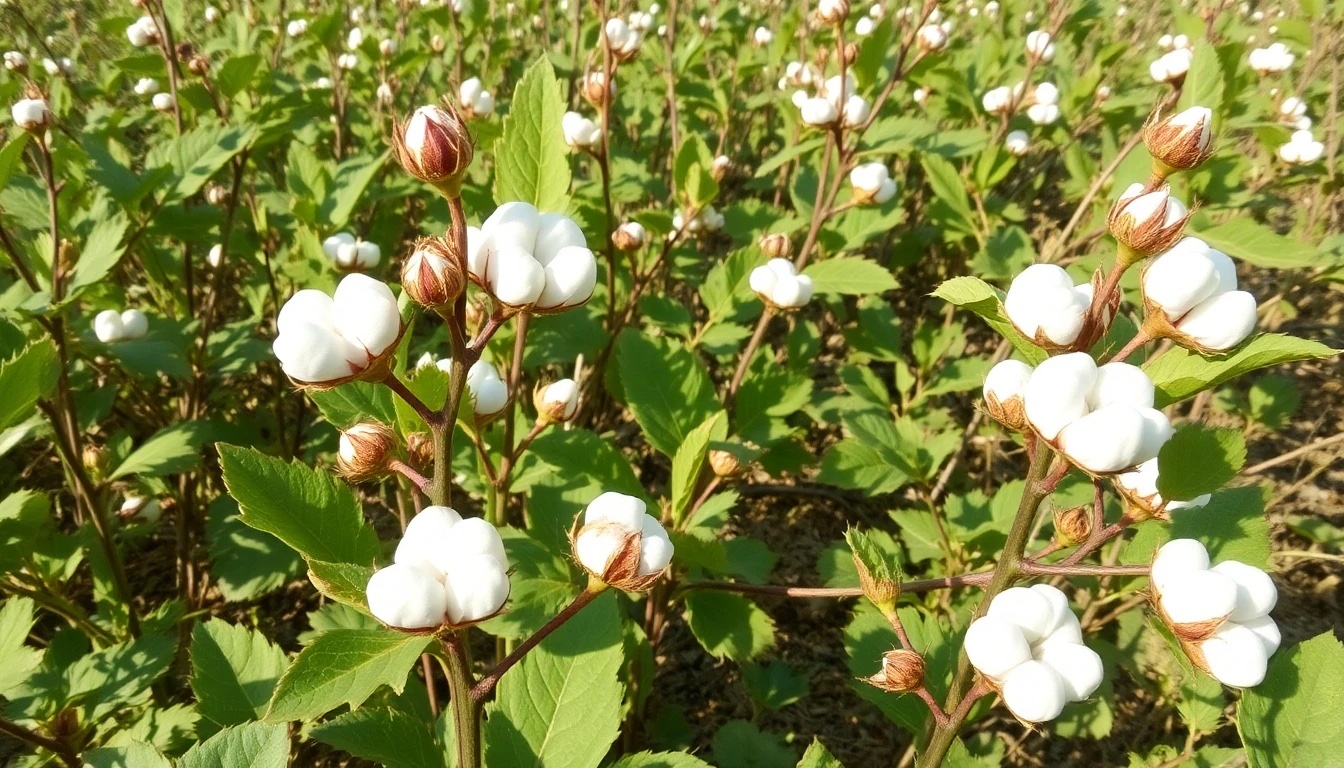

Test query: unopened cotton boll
[466,202,597,312]
[119,495,163,524]
[562,111,602,149]
[849,162,896,204]
[466,360,508,415]
[612,221,646,251]
[1108,183,1188,256]
[1003,263,1093,347]
[1005,129,1030,156]
[366,563,450,629]
[1146,106,1214,170]
[749,258,814,309]
[574,492,675,590]
[1025,29,1055,61]
[535,378,579,422]
[272,274,402,385]
[817,0,849,24]
[133,77,159,95]
[1278,129,1325,165]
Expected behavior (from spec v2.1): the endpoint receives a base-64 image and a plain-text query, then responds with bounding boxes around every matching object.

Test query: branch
[472,586,604,701]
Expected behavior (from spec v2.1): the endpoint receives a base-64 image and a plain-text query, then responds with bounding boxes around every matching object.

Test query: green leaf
[308,381,398,429]
[0,340,58,432]
[146,123,257,204]
[110,421,209,479]
[610,753,714,768]
[1155,425,1246,502]
[683,591,775,661]
[190,619,290,727]
[712,719,795,768]
[206,497,305,602]
[674,133,719,208]
[265,629,432,723]
[217,444,379,564]
[796,739,844,768]
[494,57,571,211]
[312,707,444,768]
[307,560,375,611]
[1144,334,1337,406]
[178,722,290,768]
[1239,633,1344,768]
[932,277,1046,364]
[1193,219,1317,269]
[1177,44,1224,120]
[671,412,725,525]
[616,330,720,457]
[321,152,388,229]
[215,54,262,98]
[68,215,129,295]
[921,154,976,236]
[816,438,907,495]
[1123,485,1272,569]
[0,597,43,694]
[802,258,899,296]
[83,743,172,768]
[482,590,624,768]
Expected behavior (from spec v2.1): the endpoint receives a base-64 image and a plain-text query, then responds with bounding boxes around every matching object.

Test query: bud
[842,42,859,66]
[1107,183,1190,261]
[534,378,579,424]
[846,527,900,611]
[867,650,926,693]
[582,71,614,107]
[431,34,446,52]
[816,0,849,25]
[118,495,163,524]
[394,103,474,196]
[759,233,791,259]
[612,221,647,251]
[205,183,229,206]
[1145,106,1214,174]
[337,421,396,482]
[710,155,731,182]
[82,444,109,478]
[405,432,433,468]
[187,55,210,76]
[401,237,464,309]
[708,449,745,478]
[1053,506,1091,546]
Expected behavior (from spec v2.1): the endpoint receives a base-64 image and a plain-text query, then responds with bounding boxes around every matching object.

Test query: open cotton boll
[1003,264,1091,347]
[749,259,813,309]
[1210,561,1277,622]
[1057,404,1150,473]
[120,310,149,339]
[366,562,450,629]
[1143,238,1224,319]
[1175,290,1258,351]
[93,310,125,343]
[1000,660,1067,722]
[983,359,1033,403]
[331,274,401,354]
[574,491,675,590]
[1023,352,1097,440]
[466,360,509,415]
[963,615,1033,678]
[1199,623,1269,687]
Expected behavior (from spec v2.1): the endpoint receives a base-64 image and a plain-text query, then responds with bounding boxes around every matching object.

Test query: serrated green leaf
[83,742,173,768]
[1144,333,1337,406]
[265,629,432,723]
[311,707,444,768]
[1193,219,1317,269]
[1156,425,1246,501]
[610,752,715,768]
[1239,633,1344,768]
[482,590,623,768]
[616,330,720,457]
[494,57,571,210]
[683,591,775,661]
[932,277,1046,364]
[110,421,209,479]
[803,257,898,296]
[0,340,58,432]
[0,597,43,694]
[671,412,725,525]
[308,559,375,611]
[178,722,289,768]
[145,124,257,204]
[217,444,379,564]
[796,738,844,768]
[190,619,290,727]
[206,497,305,603]
[69,214,129,295]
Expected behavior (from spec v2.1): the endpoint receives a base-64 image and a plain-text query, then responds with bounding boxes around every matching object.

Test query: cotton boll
[441,553,510,623]
[1176,290,1257,351]
[272,323,359,382]
[1029,584,1074,637]
[489,247,547,306]
[93,310,125,343]
[366,563,450,628]
[1057,404,1150,473]
[1000,660,1067,722]
[638,515,674,575]
[536,246,597,310]
[1023,352,1097,440]
[331,274,401,356]
[1210,561,1277,622]
[964,615,1032,678]
[438,517,509,570]
[1143,238,1223,319]
[1199,623,1269,687]
[586,491,648,529]
[1039,642,1104,701]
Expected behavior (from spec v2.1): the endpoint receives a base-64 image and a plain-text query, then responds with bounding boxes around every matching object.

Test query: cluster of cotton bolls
[459,77,495,118]
[750,259,814,310]
[366,506,511,630]
[778,60,823,91]
[466,202,598,314]
[628,4,657,32]
[1248,41,1293,75]
[322,232,382,271]
[849,162,897,205]
[964,585,1103,723]
[1149,539,1280,687]
[562,111,602,149]
[272,274,402,385]
[1141,237,1258,352]
[11,96,51,131]
[792,72,870,128]
[671,205,725,235]
[1277,129,1324,165]
[573,493,675,591]
[93,309,150,344]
